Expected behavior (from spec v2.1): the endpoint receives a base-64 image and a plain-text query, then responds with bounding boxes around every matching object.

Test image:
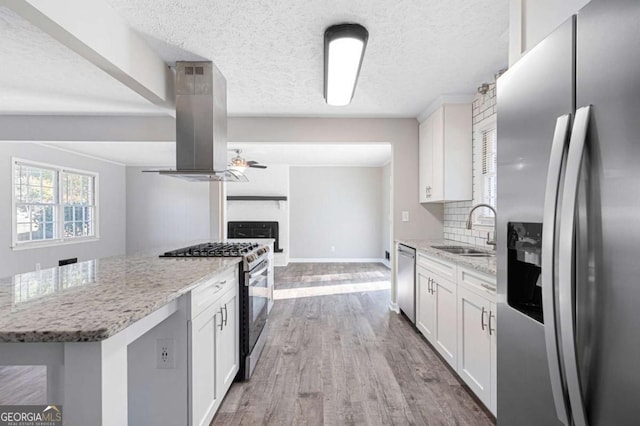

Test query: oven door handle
[247,263,269,281]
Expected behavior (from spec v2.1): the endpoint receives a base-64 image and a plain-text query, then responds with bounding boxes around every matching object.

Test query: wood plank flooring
[213,265,493,426]
[274,263,391,290]
[0,366,46,405]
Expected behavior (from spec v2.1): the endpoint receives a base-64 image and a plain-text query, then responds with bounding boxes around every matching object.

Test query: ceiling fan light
[324,24,368,107]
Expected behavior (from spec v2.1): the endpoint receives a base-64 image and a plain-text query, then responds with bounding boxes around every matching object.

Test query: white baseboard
[381,258,391,269]
[388,302,400,313]
[288,258,386,264]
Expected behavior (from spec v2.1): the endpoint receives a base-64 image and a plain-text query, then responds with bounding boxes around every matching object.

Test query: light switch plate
[402,211,409,222]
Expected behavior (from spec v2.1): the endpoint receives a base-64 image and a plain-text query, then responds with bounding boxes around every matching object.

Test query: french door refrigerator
[496,0,640,425]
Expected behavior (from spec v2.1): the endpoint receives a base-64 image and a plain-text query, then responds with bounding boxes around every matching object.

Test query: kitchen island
[0,250,241,425]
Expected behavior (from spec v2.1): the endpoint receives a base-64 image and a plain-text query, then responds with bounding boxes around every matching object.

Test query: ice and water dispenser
[507,222,544,323]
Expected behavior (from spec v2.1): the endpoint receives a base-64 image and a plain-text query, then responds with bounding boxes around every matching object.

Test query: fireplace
[228,221,283,253]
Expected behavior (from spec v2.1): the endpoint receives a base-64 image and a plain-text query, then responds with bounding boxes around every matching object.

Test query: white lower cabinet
[189,266,239,426]
[216,289,239,394]
[416,266,436,342]
[191,301,221,426]
[416,264,457,369]
[457,287,497,413]
[415,253,497,415]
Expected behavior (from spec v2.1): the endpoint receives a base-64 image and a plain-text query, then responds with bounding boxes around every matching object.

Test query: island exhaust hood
[144,61,246,182]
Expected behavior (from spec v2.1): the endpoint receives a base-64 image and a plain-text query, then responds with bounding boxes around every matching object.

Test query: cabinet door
[490,301,497,415]
[457,287,491,407]
[431,106,445,201]
[419,116,434,202]
[216,289,239,394]
[191,304,220,426]
[416,266,435,343]
[433,275,457,368]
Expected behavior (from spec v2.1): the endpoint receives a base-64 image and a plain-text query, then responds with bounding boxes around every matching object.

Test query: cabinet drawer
[191,266,237,320]
[417,253,456,281]
[457,266,496,300]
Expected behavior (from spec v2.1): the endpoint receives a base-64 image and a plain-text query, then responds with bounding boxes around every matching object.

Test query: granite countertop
[0,250,241,343]
[396,239,497,276]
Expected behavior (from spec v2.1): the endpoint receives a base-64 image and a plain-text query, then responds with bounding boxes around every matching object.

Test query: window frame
[472,116,497,229]
[11,157,100,250]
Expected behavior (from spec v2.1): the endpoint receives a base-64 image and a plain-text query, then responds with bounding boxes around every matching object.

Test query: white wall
[1,115,441,304]
[289,167,382,260]
[226,165,290,266]
[381,162,392,265]
[0,142,126,277]
[125,167,210,253]
[509,0,591,65]
[228,118,443,243]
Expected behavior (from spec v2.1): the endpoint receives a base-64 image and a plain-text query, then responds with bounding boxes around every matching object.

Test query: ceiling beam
[1,0,174,112]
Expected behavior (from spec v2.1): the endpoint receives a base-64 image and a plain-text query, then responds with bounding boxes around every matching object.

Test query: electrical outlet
[35,263,41,271]
[156,338,175,369]
[402,211,409,222]
[331,246,335,252]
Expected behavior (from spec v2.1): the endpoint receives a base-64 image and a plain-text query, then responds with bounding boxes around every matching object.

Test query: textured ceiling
[105,0,509,117]
[0,1,508,117]
[42,141,391,167]
[0,7,166,115]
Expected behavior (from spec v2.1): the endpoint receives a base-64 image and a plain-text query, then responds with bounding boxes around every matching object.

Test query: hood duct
[144,61,246,182]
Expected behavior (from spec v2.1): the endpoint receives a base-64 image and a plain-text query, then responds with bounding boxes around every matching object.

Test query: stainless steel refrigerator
[496,0,640,424]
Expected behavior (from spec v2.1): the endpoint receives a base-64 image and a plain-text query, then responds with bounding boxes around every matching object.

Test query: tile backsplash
[443,82,497,249]
[443,200,495,248]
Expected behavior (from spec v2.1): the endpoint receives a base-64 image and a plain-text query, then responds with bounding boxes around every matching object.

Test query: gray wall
[125,167,210,253]
[0,142,126,277]
[226,165,290,266]
[289,167,382,260]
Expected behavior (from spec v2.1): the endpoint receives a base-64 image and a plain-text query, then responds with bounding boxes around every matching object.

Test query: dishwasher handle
[398,245,416,258]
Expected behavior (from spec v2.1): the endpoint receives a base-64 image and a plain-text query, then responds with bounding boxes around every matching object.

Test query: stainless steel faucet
[466,203,497,247]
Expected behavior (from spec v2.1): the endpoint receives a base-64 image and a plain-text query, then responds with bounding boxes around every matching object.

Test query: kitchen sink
[432,246,495,257]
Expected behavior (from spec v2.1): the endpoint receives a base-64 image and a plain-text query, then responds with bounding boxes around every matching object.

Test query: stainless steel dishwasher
[396,244,416,323]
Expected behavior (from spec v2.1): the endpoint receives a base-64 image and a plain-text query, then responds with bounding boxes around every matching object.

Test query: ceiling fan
[229,149,267,170]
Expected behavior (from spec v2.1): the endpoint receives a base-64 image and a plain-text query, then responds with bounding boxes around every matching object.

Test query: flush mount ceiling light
[324,23,369,106]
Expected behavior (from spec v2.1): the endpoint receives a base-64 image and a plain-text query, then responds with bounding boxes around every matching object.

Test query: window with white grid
[12,159,98,248]
[477,126,497,225]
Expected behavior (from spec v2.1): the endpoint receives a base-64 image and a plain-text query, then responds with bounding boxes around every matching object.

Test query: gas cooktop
[160,242,260,258]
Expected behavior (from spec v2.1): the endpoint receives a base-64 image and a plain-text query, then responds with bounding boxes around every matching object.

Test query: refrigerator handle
[541,114,572,426]
[559,106,592,426]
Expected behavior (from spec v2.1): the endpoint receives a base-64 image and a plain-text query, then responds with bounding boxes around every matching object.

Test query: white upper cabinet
[419,103,472,203]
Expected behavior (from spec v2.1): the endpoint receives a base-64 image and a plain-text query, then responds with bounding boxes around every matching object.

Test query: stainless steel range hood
[145,61,246,182]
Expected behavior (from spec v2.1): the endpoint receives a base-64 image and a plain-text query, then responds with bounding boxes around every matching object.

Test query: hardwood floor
[0,365,46,405]
[274,262,391,290]
[213,284,493,425]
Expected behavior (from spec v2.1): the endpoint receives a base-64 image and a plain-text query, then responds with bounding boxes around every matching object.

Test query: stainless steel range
[160,242,272,380]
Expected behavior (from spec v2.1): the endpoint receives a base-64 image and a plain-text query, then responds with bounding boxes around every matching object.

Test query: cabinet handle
[219,280,227,285]
[489,310,496,336]
[223,304,228,326]
[431,279,436,294]
[480,283,495,292]
[218,308,224,330]
[481,307,487,331]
